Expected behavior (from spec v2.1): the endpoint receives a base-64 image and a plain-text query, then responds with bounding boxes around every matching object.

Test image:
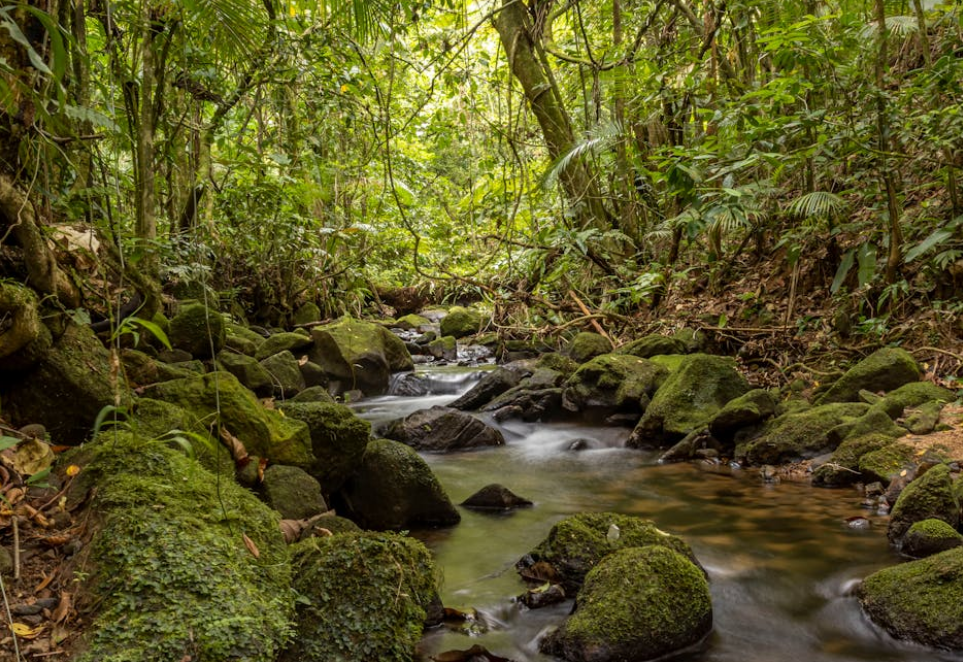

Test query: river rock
[541,546,712,662]
[627,354,749,449]
[217,349,273,396]
[903,401,944,435]
[260,350,306,397]
[615,333,688,359]
[298,360,328,388]
[816,347,921,405]
[122,348,198,386]
[708,388,777,443]
[291,302,321,326]
[277,402,370,493]
[289,385,336,404]
[887,463,960,545]
[440,306,483,338]
[858,546,963,650]
[255,331,314,361]
[858,440,917,484]
[564,331,612,363]
[260,465,327,520]
[517,512,702,594]
[871,381,957,419]
[449,365,528,411]
[226,322,265,355]
[737,402,869,466]
[308,317,413,396]
[394,313,432,331]
[562,354,668,418]
[131,398,231,473]
[281,532,439,662]
[168,302,225,359]
[484,387,564,423]
[380,406,504,452]
[811,433,897,487]
[461,484,532,511]
[335,438,461,530]
[427,335,457,361]
[902,519,963,558]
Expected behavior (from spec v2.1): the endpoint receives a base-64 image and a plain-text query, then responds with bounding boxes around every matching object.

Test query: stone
[217,350,273,396]
[615,334,688,359]
[902,519,963,558]
[461,484,533,511]
[226,323,265,355]
[394,314,432,331]
[168,303,226,359]
[737,402,869,466]
[334,438,461,530]
[298,360,328,389]
[379,406,504,452]
[858,547,963,650]
[903,401,944,435]
[427,335,457,361]
[628,354,750,448]
[260,350,306,397]
[562,354,668,418]
[815,348,922,405]
[255,331,314,361]
[131,398,231,474]
[449,367,524,410]
[121,348,198,387]
[858,441,916,484]
[564,332,613,363]
[291,302,322,326]
[811,433,897,487]
[439,306,483,338]
[308,317,413,396]
[541,546,712,662]
[260,465,327,520]
[277,402,370,493]
[289,386,336,404]
[708,389,777,443]
[297,515,361,541]
[887,463,960,545]
[872,381,956,419]
[484,387,564,423]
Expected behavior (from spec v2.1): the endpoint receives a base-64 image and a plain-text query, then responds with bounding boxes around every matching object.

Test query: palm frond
[187,0,270,59]
[541,120,623,190]
[859,15,921,38]
[787,191,846,220]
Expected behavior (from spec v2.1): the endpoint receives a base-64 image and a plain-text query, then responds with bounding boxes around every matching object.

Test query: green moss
[648,353,687,373]
[907,518,963,541]
[439,306,483,338]
[169,303,226,359]
[546,546,711,662]
[563,354,668,414]
[121,348,197,386]
[536,352,578,377]
[858,547,963,650]
[858,441,916,484]
[292,302,322,326]
[709,388,777,437]
[75,432,293,662]
[281,532,438,662]
[216,349,273,395]
[226,323,265,354]
[816,347,921,405]
[426,335,457,359]
[260,350,306,397]
[888,464,961,544]
[394,314,431,330]
[308,317,413,395]
[811,433,896,487]
[615,334,688,359]
[131,398,233,475]
[277,402,370,493]
[739,402,869,465]
[873,382,956,419]
[255,331,314,361]
[565,332,613,363]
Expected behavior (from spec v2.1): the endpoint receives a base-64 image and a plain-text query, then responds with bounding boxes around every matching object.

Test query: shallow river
[354,366,963,662]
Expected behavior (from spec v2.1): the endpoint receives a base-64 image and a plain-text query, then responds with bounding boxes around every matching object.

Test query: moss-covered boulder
[394,314,432,331]
[255,331,314,361]
[121,348,198,387]
[858,441,916,484]
[816,348,922,405]
[439,306,483,338]
[260,464,327,520]
[0,322,127,444]
[858,547,963,650]
[0,281,51,371]
[225,322,264,356]
[839,406,908,442]
[292,302,322,326]
[309,317,413,396]
[130,398,232,474]
[277,401,370,493]
[872,382,957,419]
[627,354,750,448]
[142,371,313,468]
[260,350,306,397]
[281,532,438,662]
[811,433,897,487]
[904,401,946,435]
[708,389,777,443]
[335,438,460,530]
[168,303,226,359]
[380,406,504,452]
[541,546,712,662]
[562,354,668,418]
[565,332,613,363]
[903,519,963,558]
[888,464,960,545]
[517,512,702,594]
[737,402,869,466]
[290,385,336,404]
[427,335,457,361]
[615,334,688,359]
[74,432,292,662]
[217,349,273,396]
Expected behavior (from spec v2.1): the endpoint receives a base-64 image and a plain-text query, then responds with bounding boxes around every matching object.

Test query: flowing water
[354,366,963,662]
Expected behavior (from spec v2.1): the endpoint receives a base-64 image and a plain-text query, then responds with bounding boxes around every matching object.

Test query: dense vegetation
[1,0,961,355]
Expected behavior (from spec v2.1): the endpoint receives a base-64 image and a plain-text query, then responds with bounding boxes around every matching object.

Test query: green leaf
[0,10,52,75]
[831,249,855,294]
[125,317,172,350]
[0,436,21,452]
[857,243,877,287]
[904,228,954,263]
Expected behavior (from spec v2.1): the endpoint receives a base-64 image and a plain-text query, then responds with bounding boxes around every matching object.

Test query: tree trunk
[874,0,903,285]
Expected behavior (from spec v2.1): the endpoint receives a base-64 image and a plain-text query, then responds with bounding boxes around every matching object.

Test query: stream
[354,365,963,662]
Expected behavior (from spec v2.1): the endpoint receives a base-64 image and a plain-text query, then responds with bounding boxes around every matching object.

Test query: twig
[13,516,20,580]
[913,346,963,363]
[568,290,610,340]
[0,570,22,662]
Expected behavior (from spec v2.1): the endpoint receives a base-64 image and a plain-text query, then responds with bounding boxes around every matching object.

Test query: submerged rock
[380,406,505,452]
[461,484,532,511]
[815,347,921,405]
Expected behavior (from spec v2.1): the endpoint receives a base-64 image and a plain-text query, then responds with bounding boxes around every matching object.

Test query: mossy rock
[738,402,869,466]
[379,405,505,452]
[277,402,370,493]
[308,317,413,396]
[903,519,963,558]
[0,322,128,444]
[217,349,273,396]
[130,398,232,475]
[290,385,336,404]
[872,382,957,419]
[260,464,327,520]
[335,438,460,531]
[74,432,292,662]
[299,515,361,539]
[537,352,579,378]
[541,546,712,662]
[449,366,523,411]
[427,335,457,361]
[255,331,314,361]
[888,464,960,545]
[616,334,688,359]
[858,547,963,650]
[564,332,613,363]
[0,281,51,371]
[291,302,322,326]
[671,327,706,353]
[260,350,306,398]
[811,433,897,487]
[904,401,945,435]
[225,323,264,355]
[439,306,483,339]
[518,512,702,594]
[142,371,313,468]
[281,532,438,662]
[168,303,226,359]
[708,389,777,442]
[648,354,687,373]
[121,348,197,387]
[394,314,432,331]
[816,348,921,405]
[858,441,916,484]
[628,354,749,448]
[562,354,668,417]
[838,406,908,442]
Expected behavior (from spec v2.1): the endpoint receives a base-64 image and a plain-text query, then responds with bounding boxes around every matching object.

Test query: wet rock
[517,583,565,609]
[887,463,960,545]
[259,350,306,398]
[461,484,532,511]
[565,437,597,451]
[737,402,868,466]
[449,366,530,414]
[815,348,921,405]
[859,441,916,485]
[485,387,564,423]
[168,303,225,359]
[427,335,458,361]
[659,429,720,464]
[394,313,432,331]
[289,385,335,404]
[615,333,688,359]
[277,402,370,493]
[858,546,963,650]
[260,465,327,520]
[122,348,198,387]
[254,331,314,361]
[811,433,896,487]
[868,381,956,419]
[562,354,668,418]
[708,388,777,442]
[335,438,460,530]
[390,372,431,396]
[298,360,328,389]
[380,406,504,452]
[902,519,963,558]
[308,317,413,396]
[217,349,273,396]
[540,546,712,662]
[440,306,484,339]
[564,331,612,363]
[903,401,944,435]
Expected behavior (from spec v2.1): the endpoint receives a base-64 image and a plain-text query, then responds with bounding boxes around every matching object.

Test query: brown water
[356,369,962,662]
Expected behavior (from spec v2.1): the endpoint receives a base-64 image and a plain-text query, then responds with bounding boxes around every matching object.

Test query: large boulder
[816,348,921,405]
[439,306,483,338]
[260,464,327,520]
[903,519,963,559]
[255,331,314,361]
[308,317,413,396]
[277,401,370,493]
[887,464,960,545]
[449,366,524,411]
[335,438,461,530]
[380,406,505,452]
[217,349,273,396]
[858,547,963,650]
[871,381,957,419]
[142,371,313,468]
[225,322,264,356]
[736,402,869,466]
[541,546,712,662]
[615,334,688,359]
[168,302,226,359]
[564,332,612,363]
[291,302,322,326]
[281,532,439,662]
[562,354,668,418]
[0,322,127,444]
[517,512,702,594]
[627,354,750,448]
[121,348,198,387]
[708,388,777,444]
[259,350,306,397]
[858,441,917,484]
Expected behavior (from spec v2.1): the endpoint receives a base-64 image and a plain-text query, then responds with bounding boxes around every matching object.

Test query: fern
[787,191,846,220]
[541,120,623,190]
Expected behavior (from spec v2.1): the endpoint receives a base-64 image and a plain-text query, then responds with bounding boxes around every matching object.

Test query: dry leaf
[12,438,55,476]
[242,533,260,558]
[42,534,71,548]
[35,572,54,593]
[52,592,71,623]
[257,458,267,483]
[298,354,309,366]
[261,397,276,410]
[279,520,303,544]
[219,428,249,465]
[51,623,70,645]
[10,623,44,639]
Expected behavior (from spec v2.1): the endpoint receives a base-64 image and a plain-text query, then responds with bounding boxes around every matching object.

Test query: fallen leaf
[257,457,267,483]
[10,623,44,639]
[35,572,53,593]
[219,428,249,465]
[242,533,260,559]
[279,520,303,544]
[298,355,309,366]
[13,438,54,476]
[42,534,71,548]
[51,623,70,644]
[52,592,71,623]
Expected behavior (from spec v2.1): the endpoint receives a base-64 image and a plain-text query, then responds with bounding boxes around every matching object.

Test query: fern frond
[541,120,624,189]
[787,191,846,219]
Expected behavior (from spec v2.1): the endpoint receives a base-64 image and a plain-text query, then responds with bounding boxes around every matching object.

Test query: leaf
[904,228,954,263]
[857,243,877,287]
[219,428,249,464]
[13,439,54,476]
[0,435,20,452]
[831,249,855,294]
[0,11,52,75]
[242,533,260,558]
[52,591,71,623]
[10,622,44,639]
